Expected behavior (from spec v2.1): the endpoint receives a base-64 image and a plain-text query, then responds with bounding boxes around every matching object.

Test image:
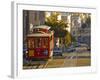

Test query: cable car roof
[27,33,52,37]
[33,25,51,30]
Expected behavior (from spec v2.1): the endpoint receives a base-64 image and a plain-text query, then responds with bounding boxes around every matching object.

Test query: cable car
[27,25,54,59]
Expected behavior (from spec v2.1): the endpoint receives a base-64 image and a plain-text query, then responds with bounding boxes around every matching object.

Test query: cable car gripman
[27,25,54,59]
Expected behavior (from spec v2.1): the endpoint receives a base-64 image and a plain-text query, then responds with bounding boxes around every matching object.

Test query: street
[23,51,90,69]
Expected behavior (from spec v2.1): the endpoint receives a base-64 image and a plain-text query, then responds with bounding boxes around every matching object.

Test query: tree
[45,12,72,47]
[45,12,68,30]
[45,12,59,28]
[45,12,68,35]
[65,31,72,47]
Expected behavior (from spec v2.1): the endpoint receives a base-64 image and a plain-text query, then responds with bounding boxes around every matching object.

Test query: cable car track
[23,58,52,69]
[23,55,90,69]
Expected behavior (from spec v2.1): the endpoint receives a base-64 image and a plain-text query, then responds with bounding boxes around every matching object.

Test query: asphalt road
[23,52,91,69]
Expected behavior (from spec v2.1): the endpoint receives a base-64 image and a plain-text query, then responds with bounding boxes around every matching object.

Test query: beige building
[29,11,45,26]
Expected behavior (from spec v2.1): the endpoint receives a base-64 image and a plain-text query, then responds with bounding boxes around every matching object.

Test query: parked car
[53,47,63,56]
[75,43,89,53]
[66,45,76,53]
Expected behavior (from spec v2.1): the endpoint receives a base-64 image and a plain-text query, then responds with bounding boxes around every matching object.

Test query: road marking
[63,56,77,67]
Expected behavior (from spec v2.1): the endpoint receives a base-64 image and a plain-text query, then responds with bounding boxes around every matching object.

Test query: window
[28,38,34,49]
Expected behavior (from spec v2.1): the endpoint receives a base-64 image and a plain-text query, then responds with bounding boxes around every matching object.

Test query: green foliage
[71,36,77,42]
[45,12,72,47]
[45,12,68,30]
[54,28,67,37]
[45,13,59,28]
[65,31,72,47]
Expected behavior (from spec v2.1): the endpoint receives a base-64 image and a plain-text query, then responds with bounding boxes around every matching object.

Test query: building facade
[23,10,45,48]
[70,13,91,48]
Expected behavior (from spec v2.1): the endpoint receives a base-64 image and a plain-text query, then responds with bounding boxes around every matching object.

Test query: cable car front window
[34,37,49,48]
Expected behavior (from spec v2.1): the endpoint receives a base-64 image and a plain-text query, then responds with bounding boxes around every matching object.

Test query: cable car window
[38,38,42,47]
[28,38,34,49]
[45,38,48,48]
